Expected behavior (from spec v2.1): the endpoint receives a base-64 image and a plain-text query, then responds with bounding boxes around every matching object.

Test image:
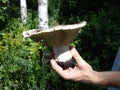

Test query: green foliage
[0,0,120,90]
[0,0,7,4]
[74,7,120,71]
[0,0,20,30]
[0,18,53,89]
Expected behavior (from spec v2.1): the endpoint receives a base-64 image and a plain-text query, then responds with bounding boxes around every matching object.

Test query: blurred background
[0,0,120,89]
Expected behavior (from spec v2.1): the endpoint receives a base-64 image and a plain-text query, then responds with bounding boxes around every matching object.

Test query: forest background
[0,0,120,90]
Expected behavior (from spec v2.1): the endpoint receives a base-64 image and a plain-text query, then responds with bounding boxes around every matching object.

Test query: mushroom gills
[53,46,76,69]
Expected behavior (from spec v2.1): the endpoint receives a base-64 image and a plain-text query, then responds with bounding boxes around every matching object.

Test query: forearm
[91,71,120,87]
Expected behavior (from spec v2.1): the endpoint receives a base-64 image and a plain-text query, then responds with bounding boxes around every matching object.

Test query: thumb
[70,47,87,67]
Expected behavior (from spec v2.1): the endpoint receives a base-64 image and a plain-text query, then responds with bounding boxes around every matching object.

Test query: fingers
[50,58,65,76]
[70,47,87,67]
[50,47,86,75]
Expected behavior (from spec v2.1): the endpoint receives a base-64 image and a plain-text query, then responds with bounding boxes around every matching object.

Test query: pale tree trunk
[20,0,27,24]
[38,0,48,29]
[38,0,49,65]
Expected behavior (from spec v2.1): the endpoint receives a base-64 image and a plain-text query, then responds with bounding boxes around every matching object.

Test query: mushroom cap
[22,21,87,47]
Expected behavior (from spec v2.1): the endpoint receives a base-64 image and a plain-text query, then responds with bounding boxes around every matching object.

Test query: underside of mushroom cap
[22,21,87,47]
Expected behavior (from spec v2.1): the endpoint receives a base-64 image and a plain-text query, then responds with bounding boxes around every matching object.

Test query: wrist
[81,70,99,84]
[89,71,102,86]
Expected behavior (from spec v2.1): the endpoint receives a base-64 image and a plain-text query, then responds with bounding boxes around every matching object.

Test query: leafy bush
[0,18,52,89]
[75,8,120,71]
[0,0,120,90]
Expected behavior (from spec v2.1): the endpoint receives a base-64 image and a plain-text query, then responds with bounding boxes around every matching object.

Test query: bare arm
[50,47,120,87]
[93,71,120,87]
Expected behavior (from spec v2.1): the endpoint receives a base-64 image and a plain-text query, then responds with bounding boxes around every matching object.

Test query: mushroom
[22,21,87,69]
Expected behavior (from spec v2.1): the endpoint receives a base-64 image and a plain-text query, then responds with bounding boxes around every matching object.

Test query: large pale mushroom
[22,21,87,69]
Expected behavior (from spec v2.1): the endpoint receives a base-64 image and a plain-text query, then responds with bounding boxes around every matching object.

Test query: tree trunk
[38,0,48,29]
[20,0,27,24]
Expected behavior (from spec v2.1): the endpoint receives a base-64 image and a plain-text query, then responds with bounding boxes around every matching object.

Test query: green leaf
[0,65,3,71]
[1,0,7,4]
[9,65,18,73]
[0,16,5,21]
[0,74,4,79]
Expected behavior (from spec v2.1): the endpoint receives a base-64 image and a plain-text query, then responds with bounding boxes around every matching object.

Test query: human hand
[50,47,96,83]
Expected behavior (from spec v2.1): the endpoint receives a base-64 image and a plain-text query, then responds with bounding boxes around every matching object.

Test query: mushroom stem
[53,45,72,63]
